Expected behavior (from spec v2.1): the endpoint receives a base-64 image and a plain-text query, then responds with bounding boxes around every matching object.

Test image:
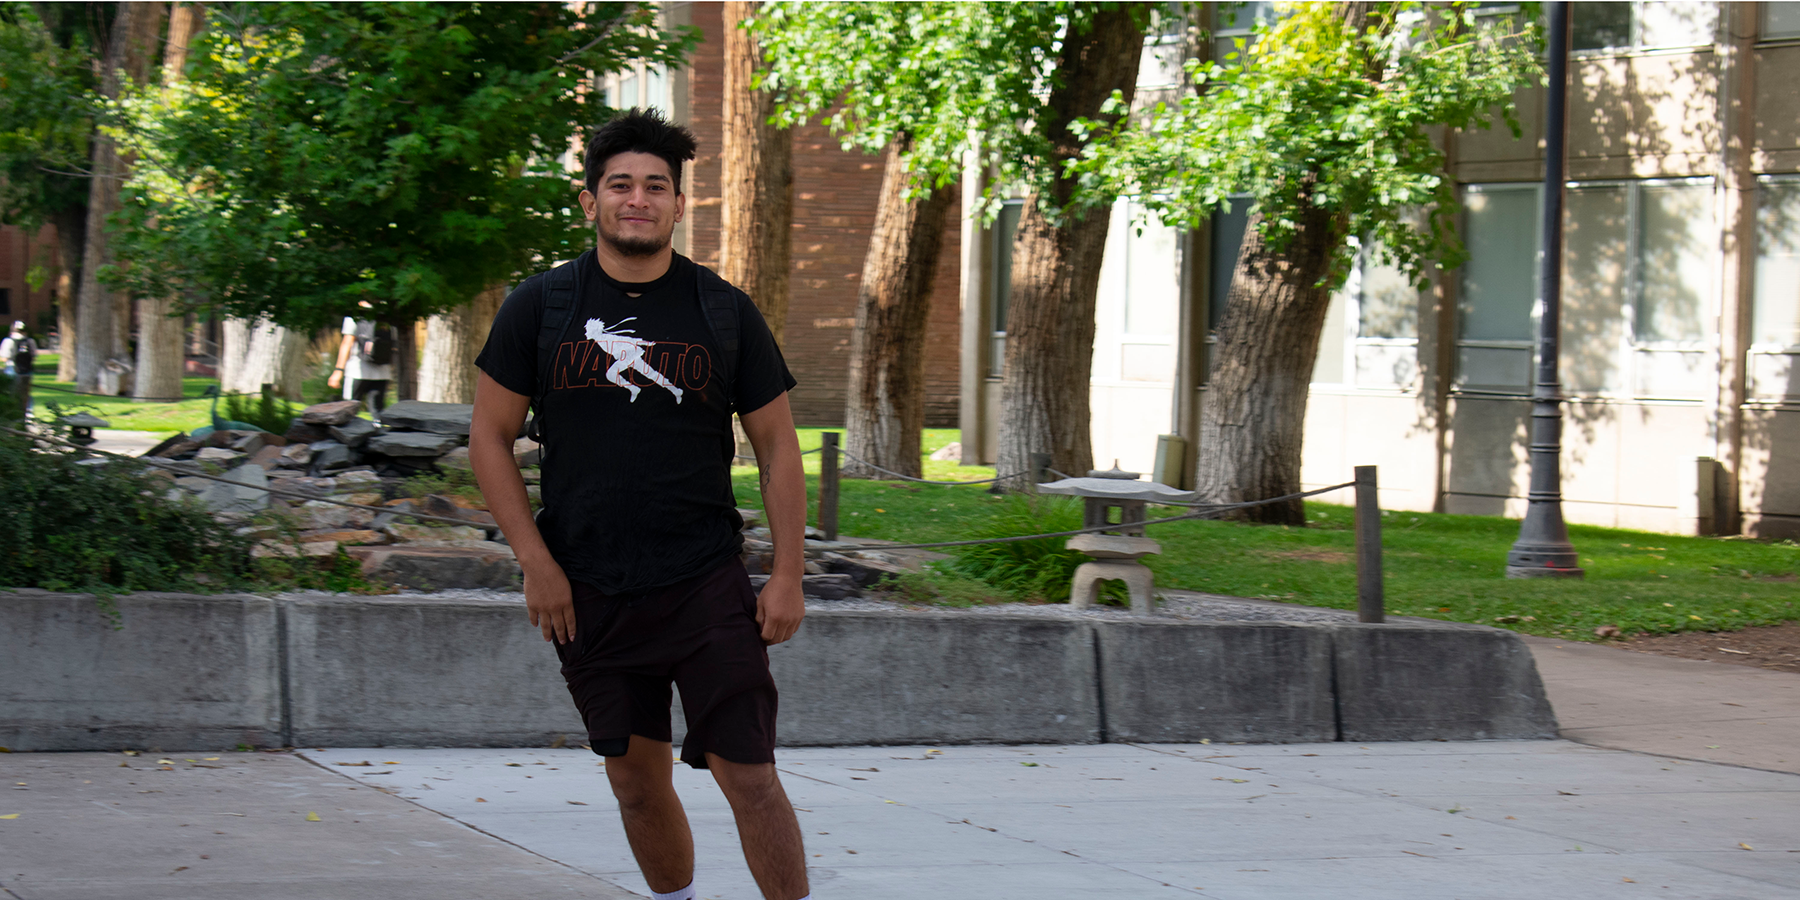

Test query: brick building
[622,2,963,427]
[0,223,60,341]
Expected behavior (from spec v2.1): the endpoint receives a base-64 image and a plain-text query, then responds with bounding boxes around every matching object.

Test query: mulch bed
[1619,622,1800,674]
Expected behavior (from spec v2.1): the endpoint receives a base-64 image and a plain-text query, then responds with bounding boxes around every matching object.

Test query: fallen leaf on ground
[1622,877,1636,883]
[475,798,487,802]
[304,812,320,821]
[1740,843,1754,851]
[0,813,18,819]
[567,800,588,805]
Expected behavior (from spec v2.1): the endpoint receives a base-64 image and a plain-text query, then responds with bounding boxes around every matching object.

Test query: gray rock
[378,400,473,435]
[197,462,270,514]
[229,432,268,456]
[309,440,354,471]
[328,417,378,448]
[347,544,521,591]
[278,443,312,468]
[300,400,363,426]
[367,431,460,457]
[174,475,211,493]
[195,447,244,465]
[749,573,860,601]
[284,418,331,444]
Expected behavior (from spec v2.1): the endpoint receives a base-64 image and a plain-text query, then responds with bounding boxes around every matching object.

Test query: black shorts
[555,557,778,769]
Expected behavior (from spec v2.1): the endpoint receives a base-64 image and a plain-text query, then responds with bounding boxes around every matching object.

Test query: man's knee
[707,757,783,806]
[606,738,676,809]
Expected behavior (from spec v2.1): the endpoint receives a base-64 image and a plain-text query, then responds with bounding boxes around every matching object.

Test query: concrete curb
[1095,619,1336,743]
[0,590,283,750]
[0,591,1556,751]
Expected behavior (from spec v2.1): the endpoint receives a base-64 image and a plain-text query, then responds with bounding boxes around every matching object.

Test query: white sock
[650,882,695,900]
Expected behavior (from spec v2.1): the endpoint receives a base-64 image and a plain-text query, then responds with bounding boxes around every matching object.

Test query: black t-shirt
[475,252,795,595]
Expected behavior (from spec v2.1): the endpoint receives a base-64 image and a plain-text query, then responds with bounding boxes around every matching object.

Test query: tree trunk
[996,4,1146,481]
[720,0,793,346]
[418,286,505,404]
[51,207,85,382]
[73,1,164,391]
[842,140,956,479]
[1194,3,1371,524]
[134,2,205,401]
[392,319,419,402]
[1196,202,1342,523]
[219,317,307,399]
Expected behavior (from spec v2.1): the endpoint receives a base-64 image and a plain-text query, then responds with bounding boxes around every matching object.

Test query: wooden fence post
[819,432,840,541]
[1355,465,1384,623]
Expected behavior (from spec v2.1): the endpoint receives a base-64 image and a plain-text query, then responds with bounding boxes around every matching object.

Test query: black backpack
[358,322,395,367]
[526,251,742,445]
[11,336,34,372]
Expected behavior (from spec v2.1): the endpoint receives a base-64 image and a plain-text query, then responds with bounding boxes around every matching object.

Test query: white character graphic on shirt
[584,317,683,404]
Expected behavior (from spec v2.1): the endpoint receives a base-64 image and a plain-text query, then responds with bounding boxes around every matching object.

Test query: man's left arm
[738,392,806,645]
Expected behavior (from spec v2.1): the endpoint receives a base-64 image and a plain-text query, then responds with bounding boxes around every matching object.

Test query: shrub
[0,418,260,593]
[942,494,1128,604]
[221,387,299,433]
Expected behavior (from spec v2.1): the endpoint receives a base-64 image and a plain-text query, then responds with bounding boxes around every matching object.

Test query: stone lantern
[1037,464,1197,614]
[59,412,110,450]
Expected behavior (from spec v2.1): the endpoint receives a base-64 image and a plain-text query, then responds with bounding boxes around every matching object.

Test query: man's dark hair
[584,108,698,195]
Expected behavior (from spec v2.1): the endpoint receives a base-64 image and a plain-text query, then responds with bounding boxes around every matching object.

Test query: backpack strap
[527,252,588,444]
[693,263,742,410]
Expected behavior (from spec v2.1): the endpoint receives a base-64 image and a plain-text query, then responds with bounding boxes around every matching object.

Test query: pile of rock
[740,523,910,601]
[138,398,541,591]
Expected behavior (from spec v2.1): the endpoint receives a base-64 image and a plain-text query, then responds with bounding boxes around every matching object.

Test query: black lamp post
[1506,0,1583,580]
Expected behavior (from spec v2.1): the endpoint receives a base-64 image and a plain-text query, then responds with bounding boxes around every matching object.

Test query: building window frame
[1570,0,1721,56]
[1454,177,1718,400]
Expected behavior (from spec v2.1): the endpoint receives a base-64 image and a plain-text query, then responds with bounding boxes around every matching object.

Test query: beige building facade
[959,1,1800,538]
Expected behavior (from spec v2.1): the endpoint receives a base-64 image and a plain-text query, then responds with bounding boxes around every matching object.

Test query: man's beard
[598,219,671,258]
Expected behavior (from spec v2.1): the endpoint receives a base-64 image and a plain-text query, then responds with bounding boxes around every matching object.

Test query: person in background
[1,321,36,417]
[326,304,394,413]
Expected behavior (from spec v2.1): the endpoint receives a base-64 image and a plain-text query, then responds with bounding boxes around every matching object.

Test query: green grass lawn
[25,353,334,435]
[731,435,1800,641]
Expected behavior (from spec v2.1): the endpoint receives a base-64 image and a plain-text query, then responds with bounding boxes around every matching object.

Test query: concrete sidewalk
[6,740,1796,900]
[5,628,1799,899]
[1527,635,1800,774]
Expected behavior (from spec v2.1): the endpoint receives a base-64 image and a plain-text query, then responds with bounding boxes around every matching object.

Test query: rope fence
[4,423,1387,620]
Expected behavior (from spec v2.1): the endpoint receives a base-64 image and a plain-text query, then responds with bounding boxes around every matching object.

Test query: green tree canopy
[755,1,1121,218]
[1077,1,1542,285]
[107,2,696,331]
[0,2,103,231]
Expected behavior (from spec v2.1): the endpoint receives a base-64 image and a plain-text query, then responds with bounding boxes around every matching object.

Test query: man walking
[2,322,36,417]
[467,109,811,900]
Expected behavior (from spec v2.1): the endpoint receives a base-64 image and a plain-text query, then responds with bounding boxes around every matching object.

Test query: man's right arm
[469,370,575,644]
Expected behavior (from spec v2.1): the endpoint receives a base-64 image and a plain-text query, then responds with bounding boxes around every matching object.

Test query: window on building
[1750,177,1800,400]
[1573,1,1718,52]
[990,199,1025,377]
[1766,3,1800,40]
[1207,201,1251,333]
[1213,2,1275,63]
[603,63,670,114]
[1457,184,1539,392]
[1457,179,1716,398]
[1125,202,1181,337]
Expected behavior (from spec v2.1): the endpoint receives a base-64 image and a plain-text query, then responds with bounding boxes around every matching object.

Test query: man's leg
[707,754,809,900]
[605,735,696,895]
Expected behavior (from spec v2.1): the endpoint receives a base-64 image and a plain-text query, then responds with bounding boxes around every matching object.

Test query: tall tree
[0,2,113,383]
[105,3,696,373]
[1078,2,1540,522]
[720,1,793,348]
[418,284,503,403]
[74,1,162,392]
[841,138,956,476]
[133,1,204,401]
[757,1,1112,478]
[995,3,1145,481]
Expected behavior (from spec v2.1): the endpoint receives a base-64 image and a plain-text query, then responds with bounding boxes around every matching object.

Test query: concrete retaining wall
[1,590,283,751]
[0,591,1556,751]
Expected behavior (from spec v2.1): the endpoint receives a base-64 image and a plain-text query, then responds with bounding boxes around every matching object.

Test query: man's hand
[756,572,805,645]
[326,369,343,390]
[524,560,576,644]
